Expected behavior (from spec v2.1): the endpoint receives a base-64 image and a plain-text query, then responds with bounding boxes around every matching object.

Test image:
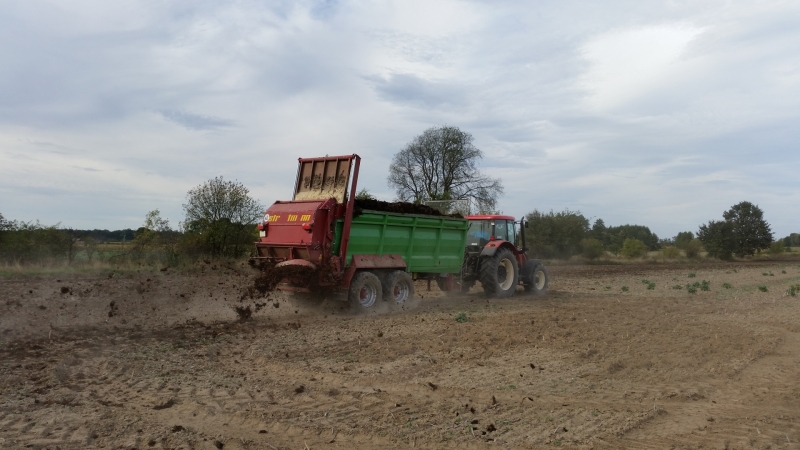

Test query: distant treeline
[523,210,661,259]
[524,201,794,260]
[0,177,265,267]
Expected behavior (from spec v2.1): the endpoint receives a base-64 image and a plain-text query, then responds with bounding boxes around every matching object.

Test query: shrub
[621,286,629,292]
[722,282,732,289]
[684,239,703,258]
[687,285,697,294]
[787,285,799,297]
[758,285,768,292]
[581,238,605,260]
[620,238,647,258]
[455,312,468,323]
[769,241,786,254]
[661,246,681,258]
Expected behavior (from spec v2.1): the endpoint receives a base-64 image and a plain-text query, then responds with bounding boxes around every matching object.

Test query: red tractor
[438,214,549,297]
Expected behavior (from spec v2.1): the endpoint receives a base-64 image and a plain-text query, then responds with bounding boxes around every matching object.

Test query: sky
[1,0,798,240]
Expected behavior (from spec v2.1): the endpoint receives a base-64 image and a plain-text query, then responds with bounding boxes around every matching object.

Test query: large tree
[697,201,772,259]
[524,209,590,259]
[387,126,503,213]
[183,177,264,258]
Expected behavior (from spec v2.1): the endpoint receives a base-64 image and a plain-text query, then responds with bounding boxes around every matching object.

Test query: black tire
[348,271,383,308]
[383,270,414,304]
[479,248,519,298]
[521,261,549,295]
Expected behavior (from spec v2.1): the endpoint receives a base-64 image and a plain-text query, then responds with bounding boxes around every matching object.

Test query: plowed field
[2,261,800,449]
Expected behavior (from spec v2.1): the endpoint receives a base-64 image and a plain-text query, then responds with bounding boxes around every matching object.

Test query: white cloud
[0,0,798,239]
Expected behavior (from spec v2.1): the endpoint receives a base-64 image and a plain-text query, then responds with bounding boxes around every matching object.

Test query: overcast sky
[1,0,798,239]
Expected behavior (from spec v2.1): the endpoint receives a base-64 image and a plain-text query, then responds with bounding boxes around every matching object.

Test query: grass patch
[722,282,732,289]
[454,312,468,323]
[758,285,768,292]
[621,286,629,292]
[688,272,696,278]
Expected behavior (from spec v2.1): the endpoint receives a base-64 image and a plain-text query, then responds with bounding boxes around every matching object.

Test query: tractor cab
[465,215,518,252]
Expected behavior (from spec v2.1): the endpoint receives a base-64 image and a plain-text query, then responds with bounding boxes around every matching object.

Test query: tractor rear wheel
[383,270,414,304]
[479,248,519,298]
[348,271,383,308]
[522,261,549,295]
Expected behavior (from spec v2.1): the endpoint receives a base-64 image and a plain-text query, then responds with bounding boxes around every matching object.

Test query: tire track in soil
[617,328,800,449]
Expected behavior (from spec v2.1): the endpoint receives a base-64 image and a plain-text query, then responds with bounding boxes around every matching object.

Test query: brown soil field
[2,261,800,449]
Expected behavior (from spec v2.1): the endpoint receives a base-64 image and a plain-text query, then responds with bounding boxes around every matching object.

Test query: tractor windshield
[467,220,490,247]
[467,219,516,247]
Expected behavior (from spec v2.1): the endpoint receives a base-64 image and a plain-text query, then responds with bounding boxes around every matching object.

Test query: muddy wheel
[522,261,549,295]
[383,270,414,304]
[479,248,519,298]
[348,271,382,308]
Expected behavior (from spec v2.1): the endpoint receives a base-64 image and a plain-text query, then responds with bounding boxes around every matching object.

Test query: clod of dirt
[486,424,497,432]
[153,399,176,410]
[60,286,71,294]
[38,305,47,310]
[259,430,267,434]
[214,441,224,449]
[294,385,305,394]
[529,363,535,369]
[491,395,497,405]
[171,425,184,433]
[233,305,252,321]
[427,382,438,391]
[108,301,118,318]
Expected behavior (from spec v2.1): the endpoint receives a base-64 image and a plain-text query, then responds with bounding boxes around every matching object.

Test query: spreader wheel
[348,271,383,308]
[383,270,414,304]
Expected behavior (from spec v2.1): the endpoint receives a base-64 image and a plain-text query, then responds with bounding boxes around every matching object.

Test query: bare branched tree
[388,126,503,213]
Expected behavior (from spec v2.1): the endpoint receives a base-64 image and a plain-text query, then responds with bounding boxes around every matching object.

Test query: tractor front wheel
[479,248,519,298]
[521,261,549,295]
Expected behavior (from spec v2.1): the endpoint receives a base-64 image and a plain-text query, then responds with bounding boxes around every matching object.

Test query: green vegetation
[661,246,681,258]
[688,272,696,278]
[787,285,800,297]
[770,241,786,254]
[524,209,589,259]
[620,238,647,258]
[758,285,768,292]
[1,177,263,268]
[697,201,773,259]
[581,238,605,260]
[722,283,732,289]
[621,286,629,292]
[455,312,468,323]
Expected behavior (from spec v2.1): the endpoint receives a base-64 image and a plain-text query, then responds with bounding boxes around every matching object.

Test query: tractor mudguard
[479,240,514,257]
